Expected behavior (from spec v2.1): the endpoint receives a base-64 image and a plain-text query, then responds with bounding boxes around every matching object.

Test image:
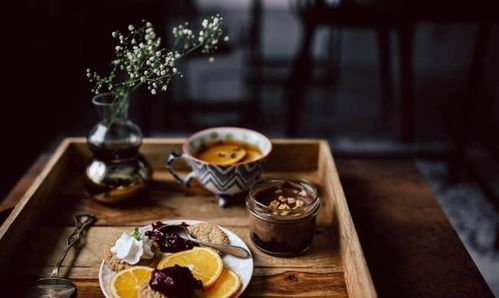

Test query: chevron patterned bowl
[166,127,272,196]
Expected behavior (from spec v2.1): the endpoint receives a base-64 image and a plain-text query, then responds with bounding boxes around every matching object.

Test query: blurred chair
[448,22,492,182]
[285,0,499,157]
[162,2,259,131]
[405,0,499,182]
[284,0,499,204]
[243,0,344,134]
[285,0,396,137]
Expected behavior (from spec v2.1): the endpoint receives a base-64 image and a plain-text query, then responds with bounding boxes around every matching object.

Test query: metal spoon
[159,225,251,259]
[30,213,97,298]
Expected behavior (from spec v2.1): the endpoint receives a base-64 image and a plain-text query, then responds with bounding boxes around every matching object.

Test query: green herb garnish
[132,227,141,241]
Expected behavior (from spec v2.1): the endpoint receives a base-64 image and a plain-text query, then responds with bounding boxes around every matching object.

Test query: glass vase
[85,93,151,203]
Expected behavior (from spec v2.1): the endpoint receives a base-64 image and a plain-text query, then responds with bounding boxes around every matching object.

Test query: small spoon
[159,225,251,259]
[30,213,97,298]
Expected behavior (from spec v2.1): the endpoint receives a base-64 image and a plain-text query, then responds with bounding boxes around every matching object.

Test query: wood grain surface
[0,139,492,297]
[337,159,494,298]
[0,139,374,297]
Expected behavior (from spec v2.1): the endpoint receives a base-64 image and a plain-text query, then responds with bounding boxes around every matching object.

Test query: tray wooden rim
[0,137,377,297]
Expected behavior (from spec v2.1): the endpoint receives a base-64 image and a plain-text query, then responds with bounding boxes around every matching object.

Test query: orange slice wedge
[203,269,241,298]
[197,145,246,165]
[241,149,261,162]
[110,266,153,298]
[157,247,223,287]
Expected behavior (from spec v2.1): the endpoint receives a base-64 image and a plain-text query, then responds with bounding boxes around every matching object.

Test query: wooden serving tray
[0,138,376,297]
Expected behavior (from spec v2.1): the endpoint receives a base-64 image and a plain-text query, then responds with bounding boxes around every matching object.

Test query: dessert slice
[105,228,161,272]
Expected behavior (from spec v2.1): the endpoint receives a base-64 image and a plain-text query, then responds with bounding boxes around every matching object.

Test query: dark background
[1,0,499,294]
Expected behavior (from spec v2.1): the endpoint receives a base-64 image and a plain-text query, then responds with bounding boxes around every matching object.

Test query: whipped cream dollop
[110,232,154,265]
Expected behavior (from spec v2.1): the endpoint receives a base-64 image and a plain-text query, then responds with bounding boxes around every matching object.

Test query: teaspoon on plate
[159,225,251,259]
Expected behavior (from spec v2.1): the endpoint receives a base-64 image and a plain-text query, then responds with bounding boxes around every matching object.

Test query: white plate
[99,219,253,297]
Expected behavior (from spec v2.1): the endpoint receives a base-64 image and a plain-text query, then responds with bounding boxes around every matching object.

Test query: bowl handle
[166,152,196,186]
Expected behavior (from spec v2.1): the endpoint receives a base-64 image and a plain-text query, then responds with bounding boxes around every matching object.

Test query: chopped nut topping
[275,189,283,194]
[269,200,280,209]
[278,195,286,202]
[295,199,304,208]
[287,197,296,204]
[278,204,290,210]
[280,211,290,216]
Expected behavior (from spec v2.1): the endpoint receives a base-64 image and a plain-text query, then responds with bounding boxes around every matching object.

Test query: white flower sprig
[86,15,227,125]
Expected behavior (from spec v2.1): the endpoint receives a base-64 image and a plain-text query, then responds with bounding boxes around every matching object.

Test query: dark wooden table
[0,156,493,297]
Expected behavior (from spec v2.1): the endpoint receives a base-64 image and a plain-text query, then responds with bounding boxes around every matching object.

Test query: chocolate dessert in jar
[246,178,320,257]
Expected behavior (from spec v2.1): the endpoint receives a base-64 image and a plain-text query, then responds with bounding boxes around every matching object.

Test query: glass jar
[85,93,151,203]
[246,178,320,257]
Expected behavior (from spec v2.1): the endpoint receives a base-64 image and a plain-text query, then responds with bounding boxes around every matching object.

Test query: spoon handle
[51,213,97,277]
[193,239,251,258]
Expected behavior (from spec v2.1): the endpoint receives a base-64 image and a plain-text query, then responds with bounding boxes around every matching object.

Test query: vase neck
[92,93,129,123]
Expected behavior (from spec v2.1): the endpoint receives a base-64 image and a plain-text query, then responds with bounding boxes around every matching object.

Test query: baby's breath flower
[86,16,226,120]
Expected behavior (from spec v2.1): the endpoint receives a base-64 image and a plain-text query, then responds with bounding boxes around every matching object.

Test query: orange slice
[202,269,241,298]
[110,266,153,298]
[241,149,261,162]
[157,247,223,287]
[197,145,246,165]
